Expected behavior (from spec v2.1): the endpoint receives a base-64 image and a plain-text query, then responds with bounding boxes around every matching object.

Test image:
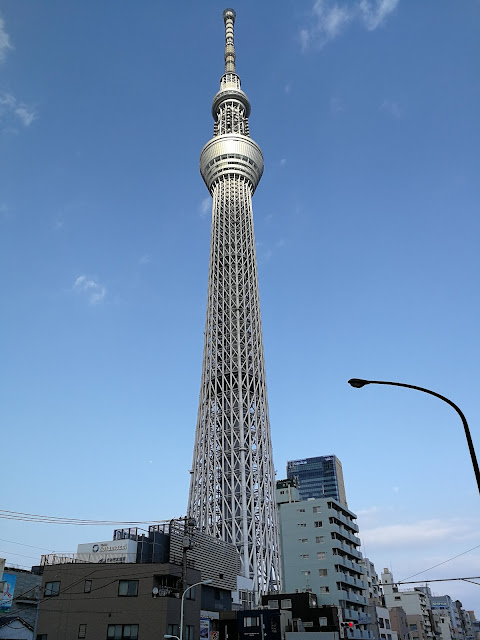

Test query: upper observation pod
[200,8,264,193]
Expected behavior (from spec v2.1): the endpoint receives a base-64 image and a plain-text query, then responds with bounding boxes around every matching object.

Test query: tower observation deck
[187,9,281,597]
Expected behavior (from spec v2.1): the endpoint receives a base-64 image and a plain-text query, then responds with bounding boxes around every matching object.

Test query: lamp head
[202,579,213,585]
[348,378,370,389]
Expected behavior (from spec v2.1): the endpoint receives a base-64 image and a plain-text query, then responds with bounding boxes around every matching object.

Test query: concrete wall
[36,562,202,640]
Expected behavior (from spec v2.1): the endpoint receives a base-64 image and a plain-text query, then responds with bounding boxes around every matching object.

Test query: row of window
[299,536,325,544]
[44,579,198,600]
[44,580,141,598]
[300,551,327,560]
[296,506,322,513]
[40,623,195,640]
[300,568,328,577]
[297,520,323,528]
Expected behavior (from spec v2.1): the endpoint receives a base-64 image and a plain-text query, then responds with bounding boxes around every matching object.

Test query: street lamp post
[348,378,480,494]
[178,579,212,640]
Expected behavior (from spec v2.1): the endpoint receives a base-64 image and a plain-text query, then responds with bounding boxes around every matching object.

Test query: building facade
[187,9,280,596]
[286,456,348,506]
[381,569,434,640]
[36,562,202,640]
[276,479,372,638]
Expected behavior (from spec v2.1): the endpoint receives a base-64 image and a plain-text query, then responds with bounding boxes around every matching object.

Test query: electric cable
[398,542,480,582]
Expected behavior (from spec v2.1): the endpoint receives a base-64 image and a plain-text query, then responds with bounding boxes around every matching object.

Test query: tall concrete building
[276,479,372,638]
[187,10,280,597]
[287,455,348,506]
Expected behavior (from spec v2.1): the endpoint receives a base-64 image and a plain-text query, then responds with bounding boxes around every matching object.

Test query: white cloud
[360,518,478,548]
[0,15,12,63]
[301,0,399,50]
[359,0,399,31]
[199,196,211,218]
[381,99,403,118]
[280,158,287,166]
[73,275,106,305]
[330,95,346,114]
[0,93,37,129]
[139,254,152,265]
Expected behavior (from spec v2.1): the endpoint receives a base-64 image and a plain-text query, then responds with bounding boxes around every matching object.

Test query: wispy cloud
[0,93,37,129]
[381,99,403,118]
[0,14,12,63]
[300,0,399,51]
[139,254,152,265]
[199,196,211,219]
[73,275,106,305]
[360,518,478,548]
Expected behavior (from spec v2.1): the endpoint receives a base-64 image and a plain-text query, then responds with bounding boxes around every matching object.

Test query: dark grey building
[286,455,347,506]
[36,562,202,640]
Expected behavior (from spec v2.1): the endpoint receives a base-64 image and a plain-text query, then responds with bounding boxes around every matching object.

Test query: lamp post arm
[367,380,480,495]
[180,579,211,640]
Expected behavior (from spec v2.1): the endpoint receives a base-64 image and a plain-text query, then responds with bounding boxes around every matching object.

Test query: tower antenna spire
[223,8,236,73]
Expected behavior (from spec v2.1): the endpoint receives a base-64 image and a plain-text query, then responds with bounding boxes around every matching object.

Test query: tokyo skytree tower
[188,9,281,595]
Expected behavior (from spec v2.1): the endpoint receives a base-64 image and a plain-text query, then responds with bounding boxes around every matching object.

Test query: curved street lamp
[348,378,480,494]
[179,579,212,640]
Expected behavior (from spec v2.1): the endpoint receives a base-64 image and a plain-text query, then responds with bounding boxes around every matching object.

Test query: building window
[84,580,92,593]
[268,600,279,609]
[318,569,328,576]
[186,586,196,600]
[118,580,138,597]
[168,625,179,637]
[386,621,391,629]
[379,619,385,628]
[244,617,260,627]
[301,554,309,559]
[107,625,138,639]
[395,596,401,601]
[316,536,325,544]
[409,625,418,631]
[297,508,305,513]
[313,506,321,513]
[299,538,308,543]
[317,552,326,560]
[319,586,329,594]
[303,622,314,628]
[314,521,323,528]
[298,523,307,527]
[37,636,48,640]
[185,625,194,640]
[281,599,292,609]
[78,624,87,639]
[44,581,60,597]
[302,570,311,576]
[319,617,327,626]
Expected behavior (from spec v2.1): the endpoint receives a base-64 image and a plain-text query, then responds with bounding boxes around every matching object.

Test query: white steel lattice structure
[188,9,281,597]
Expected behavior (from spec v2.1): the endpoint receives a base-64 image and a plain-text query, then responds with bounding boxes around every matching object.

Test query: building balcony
[336,556,364,575]
[337,589,367,606]
[330,510,360,533]
[345,609,360,621]
[337,572,366,589]
[330,525,361,547]
[332,540,362,560]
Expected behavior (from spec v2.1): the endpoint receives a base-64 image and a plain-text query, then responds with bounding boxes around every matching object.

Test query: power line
[0,509,172,526]
[398,577,480,585]
[0,550,41,560]
[0,538,55,552]
[398,543,480,582]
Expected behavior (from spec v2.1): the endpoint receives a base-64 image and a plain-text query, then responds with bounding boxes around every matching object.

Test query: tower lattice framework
[188,9,281,596]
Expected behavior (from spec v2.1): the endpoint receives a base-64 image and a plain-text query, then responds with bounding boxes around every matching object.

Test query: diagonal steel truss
[187,9,281,598]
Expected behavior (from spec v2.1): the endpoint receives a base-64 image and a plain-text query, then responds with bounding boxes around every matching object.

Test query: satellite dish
[152,587,159,596]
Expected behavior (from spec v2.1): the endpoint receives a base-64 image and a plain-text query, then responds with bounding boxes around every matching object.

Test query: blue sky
[1,0,480,612]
